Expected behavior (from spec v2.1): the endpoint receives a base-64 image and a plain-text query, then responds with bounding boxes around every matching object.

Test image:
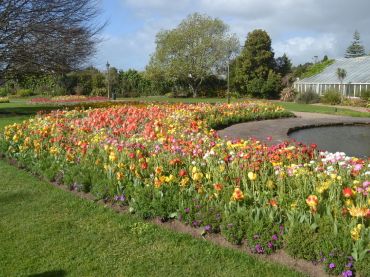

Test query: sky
[92,0,370,71]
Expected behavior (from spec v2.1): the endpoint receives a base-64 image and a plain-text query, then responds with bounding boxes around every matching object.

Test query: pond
[288,125,370,157]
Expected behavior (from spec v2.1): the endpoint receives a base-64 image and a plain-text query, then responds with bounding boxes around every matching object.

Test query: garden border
[287,122,370,135]
[1,155,329,277]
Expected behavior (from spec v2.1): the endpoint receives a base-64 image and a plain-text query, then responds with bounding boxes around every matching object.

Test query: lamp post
[106,61,110,99]
[227,59,230,104]
[226,51,235,104]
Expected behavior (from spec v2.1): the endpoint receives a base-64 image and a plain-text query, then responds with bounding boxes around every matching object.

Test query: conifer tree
[231,29,281,98]
[345,31,365,58]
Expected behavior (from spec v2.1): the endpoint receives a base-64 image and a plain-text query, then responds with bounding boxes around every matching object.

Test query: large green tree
[146,13,239,97]
[231,29,281,98]
[345,31,366,58]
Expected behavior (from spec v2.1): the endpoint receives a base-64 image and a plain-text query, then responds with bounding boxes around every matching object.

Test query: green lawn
[0,115,30,129]
[1,97,369,118]
[276,101,369,118]
[0,101,56,115]
[0,116,303,277]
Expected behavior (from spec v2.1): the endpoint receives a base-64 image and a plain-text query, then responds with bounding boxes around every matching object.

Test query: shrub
[321,89,342,105]
[220,91,242,99]
[91,87,108,96]
[0,96,10,103]
[0,87,8,97]
[229,91,242,99]
[280,87,297,102]
[16,88,34,97]
[164,92,175,98]
[341,97,368,107]
[360,89,370,101]
[295,90,320,104]
[247,71,282,99]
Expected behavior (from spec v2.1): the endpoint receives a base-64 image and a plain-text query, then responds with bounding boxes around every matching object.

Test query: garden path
[218,112,370,145]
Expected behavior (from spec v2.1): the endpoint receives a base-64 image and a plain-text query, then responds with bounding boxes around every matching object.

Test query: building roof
[296,56,370,84]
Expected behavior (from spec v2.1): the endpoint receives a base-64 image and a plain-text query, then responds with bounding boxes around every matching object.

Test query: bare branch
[0,0,106,79]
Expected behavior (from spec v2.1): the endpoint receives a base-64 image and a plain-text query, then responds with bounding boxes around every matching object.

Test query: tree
[336,67,347,95]
[0,0,104,79]
[231,29,280,98]
[345,31,365,58]
[336,68,347,83]
[107,67,119,96]
[146,13,240,97]
[275,53,292,76]
[292,62,313,79]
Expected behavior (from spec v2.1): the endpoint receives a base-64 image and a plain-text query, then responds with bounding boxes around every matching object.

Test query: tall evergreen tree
[231,29,281,98]
[345,31,365,58]
[275,53,292,76]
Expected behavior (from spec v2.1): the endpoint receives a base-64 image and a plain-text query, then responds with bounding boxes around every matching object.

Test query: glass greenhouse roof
[296,56,370,84]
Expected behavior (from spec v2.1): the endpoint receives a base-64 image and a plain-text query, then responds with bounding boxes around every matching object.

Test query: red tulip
[179,169,187,177]
[342,187,353,198]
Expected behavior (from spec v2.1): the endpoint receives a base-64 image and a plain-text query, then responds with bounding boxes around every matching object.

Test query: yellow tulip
[248,172,257,181]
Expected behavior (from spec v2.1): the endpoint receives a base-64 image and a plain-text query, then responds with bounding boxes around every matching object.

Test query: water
[289,125,370,157]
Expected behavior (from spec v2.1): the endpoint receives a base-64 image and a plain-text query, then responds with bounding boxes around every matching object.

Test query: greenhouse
[293,56,370,97]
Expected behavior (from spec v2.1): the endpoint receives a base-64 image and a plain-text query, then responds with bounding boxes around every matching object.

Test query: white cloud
[123,0,192,16]
[93,0,370,69]
[274,34,337,64]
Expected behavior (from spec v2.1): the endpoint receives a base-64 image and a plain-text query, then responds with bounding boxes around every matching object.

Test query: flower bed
[29,95,108,104]
[1,101,369,276]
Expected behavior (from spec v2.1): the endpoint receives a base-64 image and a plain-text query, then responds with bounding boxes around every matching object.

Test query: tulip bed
[29,95,108,104]
[1,101,369,276]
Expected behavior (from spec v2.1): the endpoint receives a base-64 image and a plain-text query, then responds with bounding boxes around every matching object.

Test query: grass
[276,101,370,118]
[0,116,303,276]
[1,97,369,117]
[0,99,55,115]
[0,115,30,129]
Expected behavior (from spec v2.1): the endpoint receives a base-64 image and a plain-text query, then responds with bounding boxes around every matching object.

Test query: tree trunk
[189,84,197,98]
[192,78,204,98]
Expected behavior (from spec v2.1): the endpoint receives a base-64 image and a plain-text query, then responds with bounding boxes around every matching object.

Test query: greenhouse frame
[293,56,370,97]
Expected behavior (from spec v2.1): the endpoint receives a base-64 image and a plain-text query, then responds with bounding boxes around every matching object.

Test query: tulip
[248,172,257,181]
[213,183,223,191]
[306,195,318,207]
[179,169,187,177]
[342,187,353,198]
[231,187,244,201]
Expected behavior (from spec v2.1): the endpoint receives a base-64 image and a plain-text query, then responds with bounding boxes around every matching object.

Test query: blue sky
[92,0,370,71]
